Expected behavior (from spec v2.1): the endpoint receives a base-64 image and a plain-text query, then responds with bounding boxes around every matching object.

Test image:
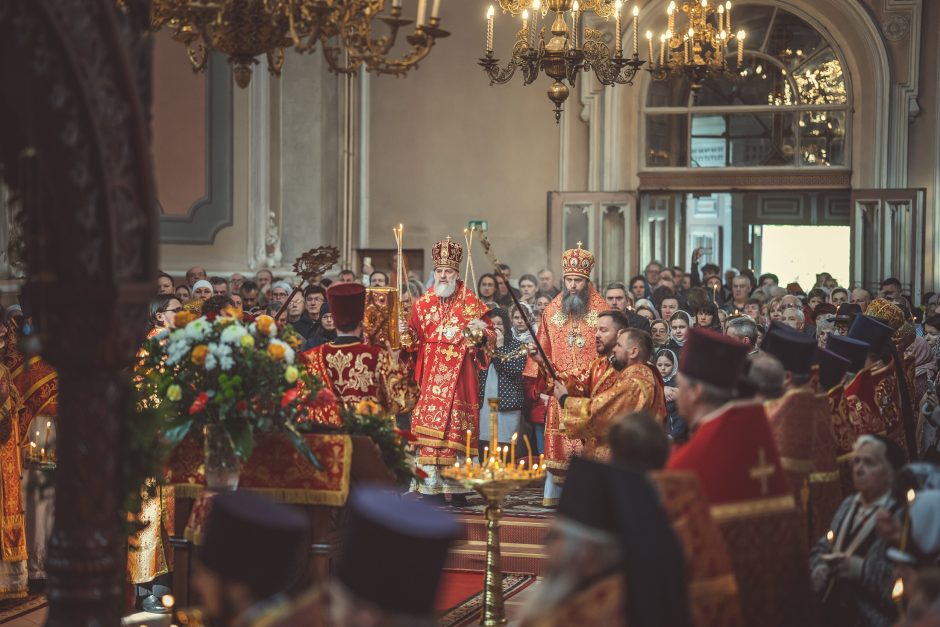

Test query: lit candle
[646,30,653,63]
[572,1,580,49]
[539,453,545,468]
[683,34,688,62]
[41,447,45,460]
[522,9,529,46]
[530,1,540,46]
[614,1,622,55]
[430,0,442,19]
[659,33,666,66]
[416,0,427,27]
[483,446,489,465]
[667,1,675,35]
[901,488,916,551]
[466,429,472,460]
[725,1,732,33]
[632,5,639,55]
[523,434,533,470]
[43,420,51,453]
[486,5,495,54]
[737,30,745,66]
[510,433,517,463]
[717,4,724,32]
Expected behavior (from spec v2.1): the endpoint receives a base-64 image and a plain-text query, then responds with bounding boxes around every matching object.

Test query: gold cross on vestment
[749,448,776,496]
[440,344,462,361]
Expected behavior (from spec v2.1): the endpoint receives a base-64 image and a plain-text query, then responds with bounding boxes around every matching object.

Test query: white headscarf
[192,280,212,292]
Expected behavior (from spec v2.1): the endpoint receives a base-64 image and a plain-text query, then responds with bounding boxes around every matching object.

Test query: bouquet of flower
[336,399,423,486]
[138,307,325,470]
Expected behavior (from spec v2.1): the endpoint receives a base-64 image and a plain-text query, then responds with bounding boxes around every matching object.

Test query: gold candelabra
[148,0,450,88]
[442,399,545,626]
[481,0,645,122]
[648,0,746,89]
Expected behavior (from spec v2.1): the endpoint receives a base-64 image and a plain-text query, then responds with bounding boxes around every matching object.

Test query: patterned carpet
[0,594,46,624]
[441,486,555,519]
[438,571,536,627]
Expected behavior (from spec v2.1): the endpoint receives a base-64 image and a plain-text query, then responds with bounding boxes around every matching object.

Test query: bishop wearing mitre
[402,236,495,497]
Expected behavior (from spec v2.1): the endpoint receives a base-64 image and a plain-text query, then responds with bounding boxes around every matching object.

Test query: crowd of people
[147,247,940,626]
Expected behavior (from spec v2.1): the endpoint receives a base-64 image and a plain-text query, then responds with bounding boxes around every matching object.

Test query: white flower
[206,342,235,371]
[184,318,211,342]
[268,338,296,365]
[166,338,191,365]
[219,323,248,346]
[169,329,186,343]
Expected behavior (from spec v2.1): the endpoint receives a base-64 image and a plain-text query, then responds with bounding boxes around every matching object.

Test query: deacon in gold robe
[523,243,608,505]
[553,327,666,461]
[0,329,27,600]
[401,236,494,495]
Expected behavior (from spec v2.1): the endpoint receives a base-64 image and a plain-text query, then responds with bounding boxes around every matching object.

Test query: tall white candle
[416,0,427,27]
[614,1,623,54]
[632,5,639,55]
[431,0,442,19]
[486,5,495,53]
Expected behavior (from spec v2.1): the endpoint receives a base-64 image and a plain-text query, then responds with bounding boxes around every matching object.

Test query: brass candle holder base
[444,474,542,626]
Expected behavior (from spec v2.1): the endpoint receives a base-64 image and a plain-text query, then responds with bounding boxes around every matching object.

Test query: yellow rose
[191,344,209,366]
[255,315,275,336]
[240,334,255,349]
[166,384,182,402]
[284,366,299,384]
[356,399,381,416]
[175,311,198,327]
[268,343,286,361]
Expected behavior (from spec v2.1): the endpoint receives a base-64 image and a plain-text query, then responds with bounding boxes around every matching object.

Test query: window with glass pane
[644,6,848,170]
[563,205,591,252]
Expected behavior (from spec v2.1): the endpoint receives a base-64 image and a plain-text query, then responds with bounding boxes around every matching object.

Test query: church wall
[367,0,572,278]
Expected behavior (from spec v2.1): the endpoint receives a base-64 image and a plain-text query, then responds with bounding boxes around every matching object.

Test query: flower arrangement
[138,307,325,470]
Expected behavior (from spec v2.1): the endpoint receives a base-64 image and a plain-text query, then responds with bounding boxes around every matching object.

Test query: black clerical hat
[679,327,749,391]
[763,326,817,376]
[557,457,619,535]
[848,315,894,356]
[834,303,862,325]
[815,347,851,390]
[826,335,869,374]
[336,485,458,616]
[198,491,308,599]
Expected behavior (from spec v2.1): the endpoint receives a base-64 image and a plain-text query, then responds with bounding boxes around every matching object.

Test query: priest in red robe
[402,236,494,496]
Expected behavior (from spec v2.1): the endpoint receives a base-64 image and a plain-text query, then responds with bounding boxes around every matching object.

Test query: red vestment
[301,338,417,426]
[871,358,910,459]
[404,282,494,469]
[522,286,608,476]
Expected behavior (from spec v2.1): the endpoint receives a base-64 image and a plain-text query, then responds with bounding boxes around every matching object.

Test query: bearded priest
[401,236,495,497]
[523,243,608,506]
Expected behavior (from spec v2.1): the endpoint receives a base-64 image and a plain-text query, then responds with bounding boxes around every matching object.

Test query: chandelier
[648,1,746,88]
[151,0,451,88]
[480,0,646,122]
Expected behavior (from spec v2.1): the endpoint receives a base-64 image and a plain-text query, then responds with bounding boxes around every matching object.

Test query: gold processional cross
[748,447,776,496]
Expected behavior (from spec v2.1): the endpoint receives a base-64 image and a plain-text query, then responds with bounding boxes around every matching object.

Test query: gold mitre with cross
[562,241,595,278]
[432,236,463,271]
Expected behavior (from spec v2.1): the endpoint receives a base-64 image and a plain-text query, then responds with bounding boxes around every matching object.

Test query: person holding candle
[809,434,905,626]
[400,236,495,500]
[476,309,526,463]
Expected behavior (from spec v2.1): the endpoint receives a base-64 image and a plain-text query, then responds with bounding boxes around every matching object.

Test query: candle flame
[892,578,904,600]
[660,32,666,41]
[688,27,694,37]
[668,1,676,11]
[826,530,834,542]
[646,30,653,39]
[572,0,579,10]
[718,4,724,13]
[632,5,639,16]
[487,4,494,17]
[725,0,732,8]
[511,433,518,442]
[532,0,540,10]
[162,594,176,609]
[46,420,51,428]
[737,30,745,39]
[522,9,529,19]
[907,488,916,503]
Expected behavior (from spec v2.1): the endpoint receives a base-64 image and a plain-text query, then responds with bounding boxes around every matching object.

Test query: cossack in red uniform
[667,328,814,627]
[301,283,417,427]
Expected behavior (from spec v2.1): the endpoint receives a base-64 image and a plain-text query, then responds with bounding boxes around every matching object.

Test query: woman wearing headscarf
[650,319,671,349]
[655,347,687,443]
[477,309,527,460]
[908,336,938,404]
[668,310,693,353]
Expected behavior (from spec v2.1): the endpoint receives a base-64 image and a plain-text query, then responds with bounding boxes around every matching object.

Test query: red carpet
[436,569,536,627]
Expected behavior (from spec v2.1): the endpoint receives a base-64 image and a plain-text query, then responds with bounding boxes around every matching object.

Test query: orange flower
[221,305,243,320]
[175,311,198,327]
[356,399,382,416]
[255,314,275,336]
[267,342,286,361]
[191,344,209,366]
[285,333,303,350]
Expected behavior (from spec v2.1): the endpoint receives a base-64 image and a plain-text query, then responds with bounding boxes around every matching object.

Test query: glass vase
[204,423,241,491]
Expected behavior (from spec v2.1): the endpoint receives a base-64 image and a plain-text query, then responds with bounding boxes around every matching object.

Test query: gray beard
[562,291,587,316]
[434,281,457,299]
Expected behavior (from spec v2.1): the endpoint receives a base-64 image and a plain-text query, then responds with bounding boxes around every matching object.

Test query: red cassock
[522,286,608,477]
[404,282,494,467]
[300,338,417,426]
[667,401,815,627]
[4,350,58,445]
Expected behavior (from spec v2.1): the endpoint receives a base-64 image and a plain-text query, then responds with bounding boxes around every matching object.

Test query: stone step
[446,515,550,575]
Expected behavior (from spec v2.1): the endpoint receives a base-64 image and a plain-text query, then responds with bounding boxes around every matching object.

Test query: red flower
[205,311,218,322]
[188,392,209,415]
[394,429,418,443]
[311,387,336,408]
[280,387,300,408]
[415,467,429,480]
[235,400,247,413]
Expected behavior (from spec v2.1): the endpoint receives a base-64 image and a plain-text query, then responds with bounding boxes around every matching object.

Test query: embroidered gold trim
[780,457,814,474]
[809,470,841,483]
[710,494,796,522]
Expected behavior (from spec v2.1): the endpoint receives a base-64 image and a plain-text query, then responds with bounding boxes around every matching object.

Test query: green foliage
[340,409,418,486]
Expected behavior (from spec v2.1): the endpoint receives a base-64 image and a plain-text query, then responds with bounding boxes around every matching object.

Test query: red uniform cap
[326,283,366,329]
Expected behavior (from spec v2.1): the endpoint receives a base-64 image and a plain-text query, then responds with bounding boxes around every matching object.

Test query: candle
[632,5,639,55]
[826,529,834,544]
[659,33,666,66]
[510,433,517,463]
[529,1,539,46]
[646,30,653,63]
[486,5,495,53]
[614,1,622,55]
[717,4,724,32]
[725,1,732,33]
[416,0,427,27]
[572,1,580,48]
[466,429,472,460]
[667,1,675,35]
[392,0,401,7]
[430,0,442,19]
[41,447,45,460]
[539,453,545,468]
[522,9,529,46]
[43,420,51,453]
[523,434,533,470]
[684,34,688,62]
[483,446,489,465]
[737,30,745,66]
[901,488,916,551]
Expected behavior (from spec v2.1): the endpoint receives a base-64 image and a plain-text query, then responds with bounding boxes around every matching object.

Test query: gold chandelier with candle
[150,0,450,88]
[648,0,745,88]
[480,0,646,122]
